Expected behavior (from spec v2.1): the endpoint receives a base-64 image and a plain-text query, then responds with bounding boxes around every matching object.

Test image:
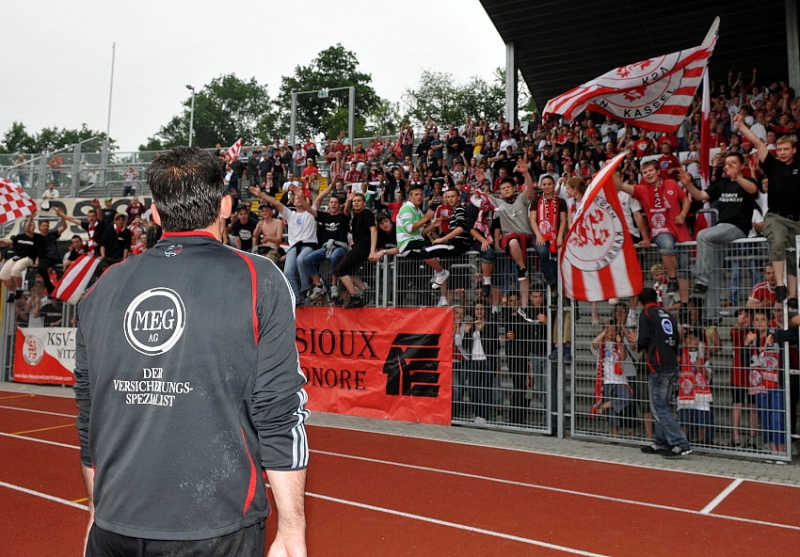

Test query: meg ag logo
[382,333,442,397]
[123,288,186,356]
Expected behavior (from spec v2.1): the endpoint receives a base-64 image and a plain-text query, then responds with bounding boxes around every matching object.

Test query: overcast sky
[2,0,505,151]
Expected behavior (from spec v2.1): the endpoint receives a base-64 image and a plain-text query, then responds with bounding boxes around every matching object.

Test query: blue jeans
[695,224,745,319]
[301,246,346,283]
[534,241,558,286]
[649,367,690,450]
[728,244,759,306]
[529,354,549,406]
[283,244,314,303]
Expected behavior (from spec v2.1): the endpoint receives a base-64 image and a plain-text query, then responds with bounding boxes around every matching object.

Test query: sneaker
[474,416,487,425]
[432,269,450,289]
[330,284,339,298]
[308,284,326,300]
[548,347,558,361]
[641,443,668,455]
[480,283,491,299]
[667,278,679,293]
[772,459,788,466]
[729,440,742,448]
[608,298,620,306]
[693,282,708,294]
[516,307,533,323]
[775,285,787,303]
[789,297,799,310]
[344,296,364,309]
[517,268,528,282]
[662,446,692,459]
[436,297,449,307]
[563,346,572,363]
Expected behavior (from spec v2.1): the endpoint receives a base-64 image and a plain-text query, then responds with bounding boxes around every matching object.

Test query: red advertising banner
[297,307,453,425]
[13,327,76,385]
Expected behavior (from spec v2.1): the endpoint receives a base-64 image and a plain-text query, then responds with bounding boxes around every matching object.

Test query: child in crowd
[746,309,789,463]
[677,327,713,444]
[590,320,634,436]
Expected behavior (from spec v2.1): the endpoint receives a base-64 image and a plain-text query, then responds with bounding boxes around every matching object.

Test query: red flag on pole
[544,18,719,133]
[560,152,643,302]
[224,138,243,162]
[53,254,100,305]
[0,178,38,225]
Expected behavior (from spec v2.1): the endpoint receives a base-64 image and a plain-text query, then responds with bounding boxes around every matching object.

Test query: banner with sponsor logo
[13,327,77,385]
[297,307,453,425]
[0,197,152,241]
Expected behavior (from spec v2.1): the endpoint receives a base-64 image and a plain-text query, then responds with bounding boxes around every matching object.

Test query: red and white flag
[559,152,643,301]
[0,178,38,225]
[224,138,243,162]
[544,18,719,132]
[53,254,100,305]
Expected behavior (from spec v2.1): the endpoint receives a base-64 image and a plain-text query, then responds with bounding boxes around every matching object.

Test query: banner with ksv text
[13,327,76,385]
[297,307,453,425]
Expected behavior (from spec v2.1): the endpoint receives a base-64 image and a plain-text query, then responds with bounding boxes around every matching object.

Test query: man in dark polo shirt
[99,213,131,273]
[678,153,757,322]
[735,113,800,305]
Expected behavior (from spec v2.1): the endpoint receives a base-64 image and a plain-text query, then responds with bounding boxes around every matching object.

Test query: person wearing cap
[253,203,284,265]
[101,198,115,223]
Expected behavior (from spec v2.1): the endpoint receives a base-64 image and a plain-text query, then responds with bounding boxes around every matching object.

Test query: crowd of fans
[2,71,799,459]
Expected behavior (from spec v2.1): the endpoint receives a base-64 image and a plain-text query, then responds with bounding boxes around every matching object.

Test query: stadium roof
[479,0,795,110]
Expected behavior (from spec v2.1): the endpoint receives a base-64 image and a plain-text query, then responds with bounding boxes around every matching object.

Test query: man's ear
[220,194,233,220]
[150,203,161,226]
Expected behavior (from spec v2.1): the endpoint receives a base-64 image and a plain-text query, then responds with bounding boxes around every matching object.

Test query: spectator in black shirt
[99,214,132,273]
[230,205,258,252]
[35,212,68,295]
[339,192,377,309]
[303,187,350,301]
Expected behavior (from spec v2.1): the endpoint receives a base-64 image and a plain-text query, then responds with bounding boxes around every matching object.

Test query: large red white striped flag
[560,152,643,301]
[0,178,38,225]
[224,138,243,162]
[53,254,100,305]
[543,18,719,132]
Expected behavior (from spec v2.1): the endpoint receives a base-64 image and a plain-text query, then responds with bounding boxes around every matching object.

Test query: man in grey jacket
[74,146,309,556]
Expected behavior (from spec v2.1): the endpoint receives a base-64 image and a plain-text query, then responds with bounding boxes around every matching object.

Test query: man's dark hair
[146,147,226,232]
[638,287,658,306]
[726,152,745,164]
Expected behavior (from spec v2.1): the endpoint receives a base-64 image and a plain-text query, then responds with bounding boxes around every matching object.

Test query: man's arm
[516,154,537,199]
[55,206,81,226]
[676,169,709,202]
[249,186,285,214]
[266,469,307,557]
[733,113,769,163]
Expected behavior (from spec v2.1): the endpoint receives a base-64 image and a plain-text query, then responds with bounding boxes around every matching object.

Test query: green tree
[403,68,536,128]
[142,74,278,150]
[275,44,383,141]
[0,122,113,154]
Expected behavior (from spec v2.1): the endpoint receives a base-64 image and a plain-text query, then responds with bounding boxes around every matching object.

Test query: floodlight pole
[289,86,355,147]
[186,85,196,146]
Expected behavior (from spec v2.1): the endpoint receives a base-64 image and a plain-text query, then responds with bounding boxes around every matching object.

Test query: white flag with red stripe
[224,138,243,162]
[543,18,719,132]
[53,254,100,305]
[0,178,38,225]
[559,152,642,301]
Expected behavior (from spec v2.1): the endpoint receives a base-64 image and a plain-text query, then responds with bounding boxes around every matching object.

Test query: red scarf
[537,195,559,241]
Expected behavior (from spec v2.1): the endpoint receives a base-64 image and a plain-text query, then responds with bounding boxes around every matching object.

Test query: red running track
[1,390,799,556]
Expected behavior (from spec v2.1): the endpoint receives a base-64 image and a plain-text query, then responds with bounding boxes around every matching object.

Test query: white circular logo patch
[123,288,186,356]
[22,334,44,366]
[564,196,624,271]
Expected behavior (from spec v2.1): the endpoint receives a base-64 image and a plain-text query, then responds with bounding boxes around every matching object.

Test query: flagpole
[106,42,116,139]
[700,70,711,190]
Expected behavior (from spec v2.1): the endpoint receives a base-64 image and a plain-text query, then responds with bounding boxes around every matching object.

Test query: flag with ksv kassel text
[560,152,642,302]
[0,178,38,225]
[543,17,719,132]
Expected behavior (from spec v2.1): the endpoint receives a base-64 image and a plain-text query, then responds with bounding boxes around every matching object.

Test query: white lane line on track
[307,491,613,557]
[4,410,798,533]
[313,449,800,532]
[700,478,744,514]
[0,481,88,511]
[0,431,78,450]
[0,404,76,418]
